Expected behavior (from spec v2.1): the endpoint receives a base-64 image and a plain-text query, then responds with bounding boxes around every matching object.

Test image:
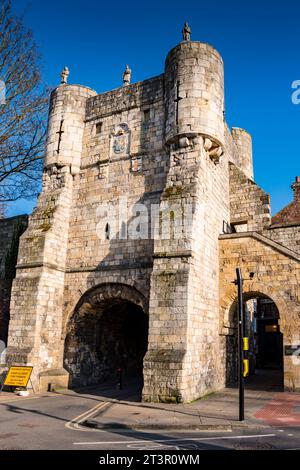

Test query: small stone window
[95,122,103,134]
[170,210,175,240]
[120,221,127,239]
[143,109,150,123]
[105,223,110,240]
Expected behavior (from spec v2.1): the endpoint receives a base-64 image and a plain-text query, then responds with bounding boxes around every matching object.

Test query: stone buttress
[143,41,230,402]
[5,84,96,388]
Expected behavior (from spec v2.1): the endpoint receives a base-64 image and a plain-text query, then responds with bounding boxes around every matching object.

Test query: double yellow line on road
[65,401,109,432]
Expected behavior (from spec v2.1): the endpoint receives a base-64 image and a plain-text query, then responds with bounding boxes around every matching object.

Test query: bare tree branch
[0,0,48,209]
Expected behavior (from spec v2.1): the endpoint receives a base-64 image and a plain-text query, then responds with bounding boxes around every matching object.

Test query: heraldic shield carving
[110,123,130,157]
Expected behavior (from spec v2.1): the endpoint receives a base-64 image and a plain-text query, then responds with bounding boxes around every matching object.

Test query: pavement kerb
[81,419,273,432]
[53,388,274,432]
[82,420,233,432]
[0,388,274,432]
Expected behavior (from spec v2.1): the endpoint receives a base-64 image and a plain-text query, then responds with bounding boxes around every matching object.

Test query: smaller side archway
[222,291,284,390]
[63,283,149,388]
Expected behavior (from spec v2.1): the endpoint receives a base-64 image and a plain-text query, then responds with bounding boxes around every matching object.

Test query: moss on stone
[39,222,52,232]
[164,185,184,199]
[41,206,56,218]
[5,221,26,279]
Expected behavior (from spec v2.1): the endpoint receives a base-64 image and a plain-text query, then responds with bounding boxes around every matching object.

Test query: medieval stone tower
[1,25,300,401]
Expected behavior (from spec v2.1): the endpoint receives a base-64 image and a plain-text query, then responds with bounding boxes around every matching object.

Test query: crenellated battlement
[86,75,164,121]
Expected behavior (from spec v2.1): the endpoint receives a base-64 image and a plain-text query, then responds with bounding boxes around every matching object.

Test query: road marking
[66,401,109,432]
[0,393,59,405]
[73,433,276,446]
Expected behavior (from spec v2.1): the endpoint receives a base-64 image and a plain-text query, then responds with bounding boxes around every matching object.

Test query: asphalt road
[0,392,299,450]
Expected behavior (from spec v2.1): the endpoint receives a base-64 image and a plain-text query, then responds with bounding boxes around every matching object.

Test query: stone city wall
[219,232,300,391]
[229,162,271,232]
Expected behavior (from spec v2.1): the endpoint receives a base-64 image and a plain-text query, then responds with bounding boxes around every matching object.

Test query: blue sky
[8,0,300,216]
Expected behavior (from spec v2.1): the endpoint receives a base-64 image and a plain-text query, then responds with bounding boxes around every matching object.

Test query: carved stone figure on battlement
[182,22,191,41]
[60,66,69,84]
[122,64,131,86]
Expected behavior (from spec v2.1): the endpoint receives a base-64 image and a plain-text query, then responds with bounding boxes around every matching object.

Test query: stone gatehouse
[0,26,300,402]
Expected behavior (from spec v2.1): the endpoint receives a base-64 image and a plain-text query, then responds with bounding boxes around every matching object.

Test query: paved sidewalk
[2,376,299,432]
[80,389,291,431]
[55,379,300,431]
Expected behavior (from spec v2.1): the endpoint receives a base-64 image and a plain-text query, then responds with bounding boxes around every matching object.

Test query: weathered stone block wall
[185,144,230,399]
[224,124,254,180]
[143,40,231,402]
[5,83,94,386]
[66,76,167,274]
[0,215,28,279]
[231,127,253,180]
[219,233,300,391]
[143,140,231,402]
[224,124,239,167]
[263,225,300,255]
[164,42,224,144]
[0,279,12,346]
[44,85,97,172]
[0,215,28,347]
[229,162,271,231]
[57,77,169,385]
[6,171,73,385]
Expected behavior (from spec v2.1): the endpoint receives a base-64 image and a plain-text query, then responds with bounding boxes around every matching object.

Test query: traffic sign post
[236,268,245,422]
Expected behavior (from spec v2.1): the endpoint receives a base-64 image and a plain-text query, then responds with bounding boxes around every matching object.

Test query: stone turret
[231,127,254,180]
[164,40,225,157]
[143,37,229,403]
[45,82,97,175]
[6,76,97,391]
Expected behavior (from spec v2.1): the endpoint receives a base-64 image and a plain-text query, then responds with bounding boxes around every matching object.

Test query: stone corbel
[42,164,72,191]
[203,138,224,164]
[178,136,190,149]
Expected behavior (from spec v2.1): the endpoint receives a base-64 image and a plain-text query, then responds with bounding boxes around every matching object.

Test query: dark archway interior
[254,298,282,370]
[95,302,148,378]
[64,299,148,389]
[225,293,284,391]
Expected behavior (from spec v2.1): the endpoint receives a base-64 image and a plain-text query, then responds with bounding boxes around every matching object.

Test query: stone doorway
[255,298,283,370]
[63,283,149,395]
[225,293,284,391]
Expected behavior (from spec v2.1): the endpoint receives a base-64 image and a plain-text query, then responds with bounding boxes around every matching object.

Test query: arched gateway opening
[226,292,284,391]
[63,284,149,394]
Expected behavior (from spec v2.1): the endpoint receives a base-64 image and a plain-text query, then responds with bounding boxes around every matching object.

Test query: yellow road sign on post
[4,366,33,388]
[243,359,249,378]
[243,337,249,351]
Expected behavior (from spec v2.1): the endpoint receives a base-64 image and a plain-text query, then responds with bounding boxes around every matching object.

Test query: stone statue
[122,65,131,86]
[60,66,69,84]
[182,22,191,41]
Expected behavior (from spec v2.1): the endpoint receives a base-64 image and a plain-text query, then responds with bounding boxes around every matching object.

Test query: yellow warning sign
[4,366,33,388]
